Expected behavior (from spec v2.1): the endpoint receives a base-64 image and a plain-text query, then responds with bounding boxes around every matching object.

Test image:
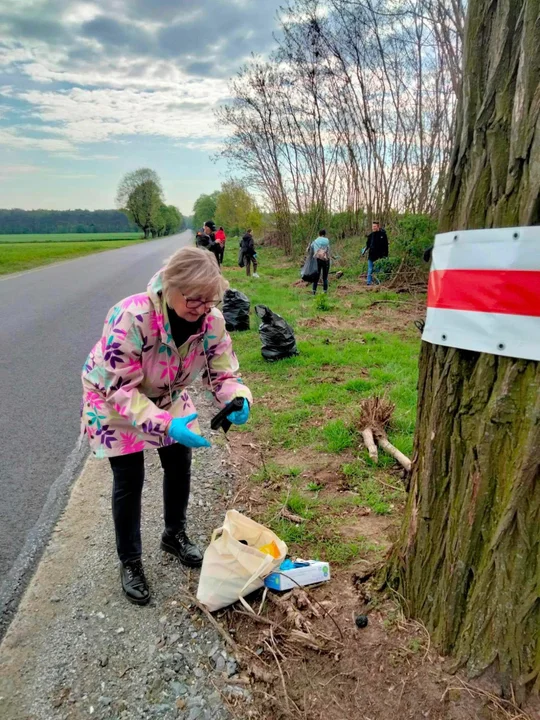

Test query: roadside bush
[391,213,436,261]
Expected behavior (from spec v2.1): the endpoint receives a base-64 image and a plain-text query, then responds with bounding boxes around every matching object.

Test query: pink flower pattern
[122,293,148,309]
[86,391,105,409]
[81,269,252,458]
[120,432,146,454]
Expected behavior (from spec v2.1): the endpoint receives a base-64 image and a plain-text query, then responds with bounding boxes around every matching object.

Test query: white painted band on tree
[422,227,540,361]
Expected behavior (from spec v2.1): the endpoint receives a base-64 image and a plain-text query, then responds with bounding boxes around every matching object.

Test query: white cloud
[15,85,226,146]
[0,0,281,162]
[62,2,101,25]
[0,127,77,153]
[177,139,225,152]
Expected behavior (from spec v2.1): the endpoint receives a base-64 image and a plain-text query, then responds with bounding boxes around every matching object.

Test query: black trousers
[109,444,192,564]
[313,259,329,293]
[245,255,258,276]
[217,244,225,265]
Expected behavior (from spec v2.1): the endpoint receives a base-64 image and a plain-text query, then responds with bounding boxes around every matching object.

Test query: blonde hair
[163,246,229,302]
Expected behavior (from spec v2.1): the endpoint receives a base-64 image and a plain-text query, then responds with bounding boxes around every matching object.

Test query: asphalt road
[0,231,192,607]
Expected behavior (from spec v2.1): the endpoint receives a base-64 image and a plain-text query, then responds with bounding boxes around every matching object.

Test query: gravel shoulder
[0,387,249,720]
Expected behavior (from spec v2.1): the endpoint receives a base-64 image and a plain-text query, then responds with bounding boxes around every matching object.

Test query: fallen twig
[178,588,238,652]
[232,609,278,626]
[287,629,328,651]
[280,507,305,524]
[264,638,291,715]
[258,587,268,615]
[375,476,404,493]
[441,677,534,720]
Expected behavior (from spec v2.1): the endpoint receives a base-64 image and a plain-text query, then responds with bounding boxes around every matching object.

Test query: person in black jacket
[239,229,259,277]
[195,220,220,264]
[363,221,388,285]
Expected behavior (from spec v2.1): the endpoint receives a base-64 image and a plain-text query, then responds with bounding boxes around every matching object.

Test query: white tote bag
[196,510,287,612]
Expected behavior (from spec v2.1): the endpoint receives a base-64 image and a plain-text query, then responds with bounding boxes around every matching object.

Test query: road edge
[0,442,89,640]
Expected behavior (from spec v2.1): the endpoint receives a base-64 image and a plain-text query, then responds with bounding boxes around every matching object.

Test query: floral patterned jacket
[81,269,252,458]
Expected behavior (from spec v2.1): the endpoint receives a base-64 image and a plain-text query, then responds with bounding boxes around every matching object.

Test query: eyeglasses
[182,294,221,310]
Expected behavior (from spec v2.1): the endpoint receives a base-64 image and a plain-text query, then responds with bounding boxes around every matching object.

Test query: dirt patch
[295,293,424,337]
[358,301,425,336]
[225,432,539,720]
[222,574,537,720]
[338,513,394,546]
[297,316,367,333]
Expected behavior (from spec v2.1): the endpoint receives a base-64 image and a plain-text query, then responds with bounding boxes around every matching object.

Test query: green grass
[0,232,142,243]
[323,419,354,453]
[221,239,421,563]
[0,239,146,275]
[225,245,419,456]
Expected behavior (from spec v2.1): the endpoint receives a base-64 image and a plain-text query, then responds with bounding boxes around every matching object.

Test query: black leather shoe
[120,559,151,605]
[161,531,203,567]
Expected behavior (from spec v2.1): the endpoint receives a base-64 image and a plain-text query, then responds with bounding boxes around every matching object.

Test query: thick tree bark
[386,0,540,698]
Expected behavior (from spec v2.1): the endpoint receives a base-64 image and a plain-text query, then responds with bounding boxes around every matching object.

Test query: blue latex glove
[228,398,250,426]
[168,414,211,448]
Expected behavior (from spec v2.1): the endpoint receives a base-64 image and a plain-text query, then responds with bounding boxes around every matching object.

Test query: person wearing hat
[195,220,220,264]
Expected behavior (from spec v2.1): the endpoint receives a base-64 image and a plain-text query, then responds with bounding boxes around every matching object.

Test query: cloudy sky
[0,0,282,213]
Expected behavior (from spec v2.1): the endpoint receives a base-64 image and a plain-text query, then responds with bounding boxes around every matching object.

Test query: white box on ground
[264,560,330,591]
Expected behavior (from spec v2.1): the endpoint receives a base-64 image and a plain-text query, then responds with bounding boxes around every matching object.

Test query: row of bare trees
[218,0,465,252]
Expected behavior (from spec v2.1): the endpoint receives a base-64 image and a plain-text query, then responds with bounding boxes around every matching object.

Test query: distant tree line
[0,209,139,235]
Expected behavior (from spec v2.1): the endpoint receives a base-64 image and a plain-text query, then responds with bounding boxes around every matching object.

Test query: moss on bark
[386,0,540,699]
[387,346,540,694]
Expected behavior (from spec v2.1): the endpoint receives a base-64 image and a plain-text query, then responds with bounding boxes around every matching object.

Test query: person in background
[363,221,389,286]
[240,228,259,278]
[215,226,226,265]
[81,247,252,605]
[195,220,220,264]
[310,229,330,295]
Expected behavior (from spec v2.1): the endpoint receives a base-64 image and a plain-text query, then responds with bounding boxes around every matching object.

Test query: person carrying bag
[310,229,331,295]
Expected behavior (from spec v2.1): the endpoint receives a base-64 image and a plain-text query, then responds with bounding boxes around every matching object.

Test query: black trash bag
[255,304,299,362]
[222,289,250,331]
[301,245,318,283]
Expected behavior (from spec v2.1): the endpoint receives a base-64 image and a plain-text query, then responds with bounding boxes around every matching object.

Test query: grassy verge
[0,232,142,243]
[0,239,145,275]
[222,238,423,567]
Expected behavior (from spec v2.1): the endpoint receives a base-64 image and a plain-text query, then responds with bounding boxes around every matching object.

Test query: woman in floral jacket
[81,247,252,605]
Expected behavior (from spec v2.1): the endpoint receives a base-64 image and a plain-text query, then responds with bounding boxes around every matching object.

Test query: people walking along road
[81,247,252,605]
[363,221,389,285]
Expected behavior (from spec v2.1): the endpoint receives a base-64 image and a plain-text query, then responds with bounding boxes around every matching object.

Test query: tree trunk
[386,0,540,699]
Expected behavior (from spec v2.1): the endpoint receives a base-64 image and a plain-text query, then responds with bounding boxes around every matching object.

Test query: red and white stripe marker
[423,227,540,361]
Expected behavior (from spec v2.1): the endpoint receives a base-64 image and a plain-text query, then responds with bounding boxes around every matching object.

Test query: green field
[220,240,424,565]
[0,232,142,243]
[0,239,145,275]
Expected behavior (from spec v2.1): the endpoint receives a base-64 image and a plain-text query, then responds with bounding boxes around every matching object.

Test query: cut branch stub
[361,427,378,462]
[358,396,395,434]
